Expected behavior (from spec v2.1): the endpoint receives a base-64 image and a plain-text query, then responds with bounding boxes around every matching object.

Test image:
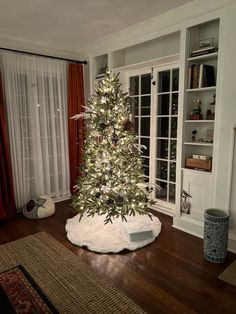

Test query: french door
[129,70,151,183]
[127,64,179,212]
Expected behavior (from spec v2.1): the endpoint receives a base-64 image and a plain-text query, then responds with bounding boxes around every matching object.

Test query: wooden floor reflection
[0,200,236,314]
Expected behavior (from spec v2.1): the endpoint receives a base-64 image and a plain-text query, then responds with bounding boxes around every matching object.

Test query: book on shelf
[192,65,199,89]
[188,64,215,89]
[188,64,199,89]
[188,64,195,89]
[191,46,217,57]
[198,64,203,88]
[203,65,215,87]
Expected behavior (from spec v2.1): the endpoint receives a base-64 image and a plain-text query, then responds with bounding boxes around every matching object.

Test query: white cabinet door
[182,170,212,221]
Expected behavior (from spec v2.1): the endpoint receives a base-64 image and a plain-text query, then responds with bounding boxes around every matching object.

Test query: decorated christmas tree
[72,72,154,224]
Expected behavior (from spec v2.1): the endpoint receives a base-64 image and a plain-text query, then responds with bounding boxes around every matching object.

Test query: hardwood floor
[0,200,236,313]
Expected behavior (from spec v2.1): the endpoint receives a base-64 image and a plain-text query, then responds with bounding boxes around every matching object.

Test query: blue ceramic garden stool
[204,208,229,263]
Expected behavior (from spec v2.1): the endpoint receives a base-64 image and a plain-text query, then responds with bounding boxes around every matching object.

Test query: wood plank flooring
[0,200,236,313]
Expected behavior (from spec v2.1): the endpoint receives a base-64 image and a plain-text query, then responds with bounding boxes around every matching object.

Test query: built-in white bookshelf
[183,18,219,174]
[174,17,220,235]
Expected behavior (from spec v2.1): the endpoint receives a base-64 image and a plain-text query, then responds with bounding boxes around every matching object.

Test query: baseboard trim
[172,223,203,239]
[173,216,204,238]
[53,194,71,203]
[151,205,174,217]
[228,233,236,253]
[173,217,236,254]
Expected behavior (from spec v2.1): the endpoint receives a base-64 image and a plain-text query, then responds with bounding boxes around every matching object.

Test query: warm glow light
[72,72,154,223]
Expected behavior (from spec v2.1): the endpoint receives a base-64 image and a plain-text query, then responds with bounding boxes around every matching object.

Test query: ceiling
[0,0,193,53]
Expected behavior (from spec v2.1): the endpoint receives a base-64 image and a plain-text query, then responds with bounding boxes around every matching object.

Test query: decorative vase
[204,208,229,263]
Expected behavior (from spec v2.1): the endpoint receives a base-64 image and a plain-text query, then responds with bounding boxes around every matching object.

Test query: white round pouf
[65,212,161,253]
[23,195,55,219]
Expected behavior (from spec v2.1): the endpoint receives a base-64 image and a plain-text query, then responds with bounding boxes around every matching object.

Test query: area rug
[0,232,146,314]
[0,265,58,313]
[219,260,236,287]
[66,212,161,253]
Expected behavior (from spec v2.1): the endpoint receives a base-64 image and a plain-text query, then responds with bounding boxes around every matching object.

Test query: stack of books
[191,46,217,57]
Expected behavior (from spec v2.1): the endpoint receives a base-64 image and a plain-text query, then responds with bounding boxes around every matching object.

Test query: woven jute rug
[0,232,146,314]
[219,260,236,287]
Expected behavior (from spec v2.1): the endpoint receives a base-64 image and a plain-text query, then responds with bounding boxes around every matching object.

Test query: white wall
[124,32,180,66]
[230,135,236,235]
[213,2,236,245]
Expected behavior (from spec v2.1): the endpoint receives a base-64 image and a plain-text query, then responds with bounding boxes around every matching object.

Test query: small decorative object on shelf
[198,138,204,143]
[181,190,192,214]
[191,38,217,57]
[206,93,216,119]
[206,109,214,120]
[192,129,197,141]
[210,93,216,105]
[199,37,214,49]
[205,128,214,143]
[190,113,203,120]
[190,99,202,120]
[186,158,212,171]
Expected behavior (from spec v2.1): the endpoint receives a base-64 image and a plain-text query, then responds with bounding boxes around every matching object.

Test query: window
[1,52,70,207]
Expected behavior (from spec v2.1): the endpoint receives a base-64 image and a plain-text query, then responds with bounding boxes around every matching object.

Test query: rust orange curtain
[68,63,85,194]
[0,73,16,220]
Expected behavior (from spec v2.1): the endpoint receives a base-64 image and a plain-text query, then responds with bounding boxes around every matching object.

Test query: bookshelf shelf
[181,167,212,174]
[185,119,214,123]
[184,142,213,147]
[187,52,218,62]
[186,86,216,92]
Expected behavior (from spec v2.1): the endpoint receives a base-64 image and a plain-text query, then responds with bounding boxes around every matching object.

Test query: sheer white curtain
[1,51,70,208]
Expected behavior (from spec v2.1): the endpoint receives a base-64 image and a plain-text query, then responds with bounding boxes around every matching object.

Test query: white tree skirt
[65,212,162,253]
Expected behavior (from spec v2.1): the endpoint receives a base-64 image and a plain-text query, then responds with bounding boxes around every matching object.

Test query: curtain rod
[0,47,87,65]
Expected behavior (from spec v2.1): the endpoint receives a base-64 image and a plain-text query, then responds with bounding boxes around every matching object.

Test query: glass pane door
[129,73,151,182]
[127,65,179,211]
[155,68,179,205]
